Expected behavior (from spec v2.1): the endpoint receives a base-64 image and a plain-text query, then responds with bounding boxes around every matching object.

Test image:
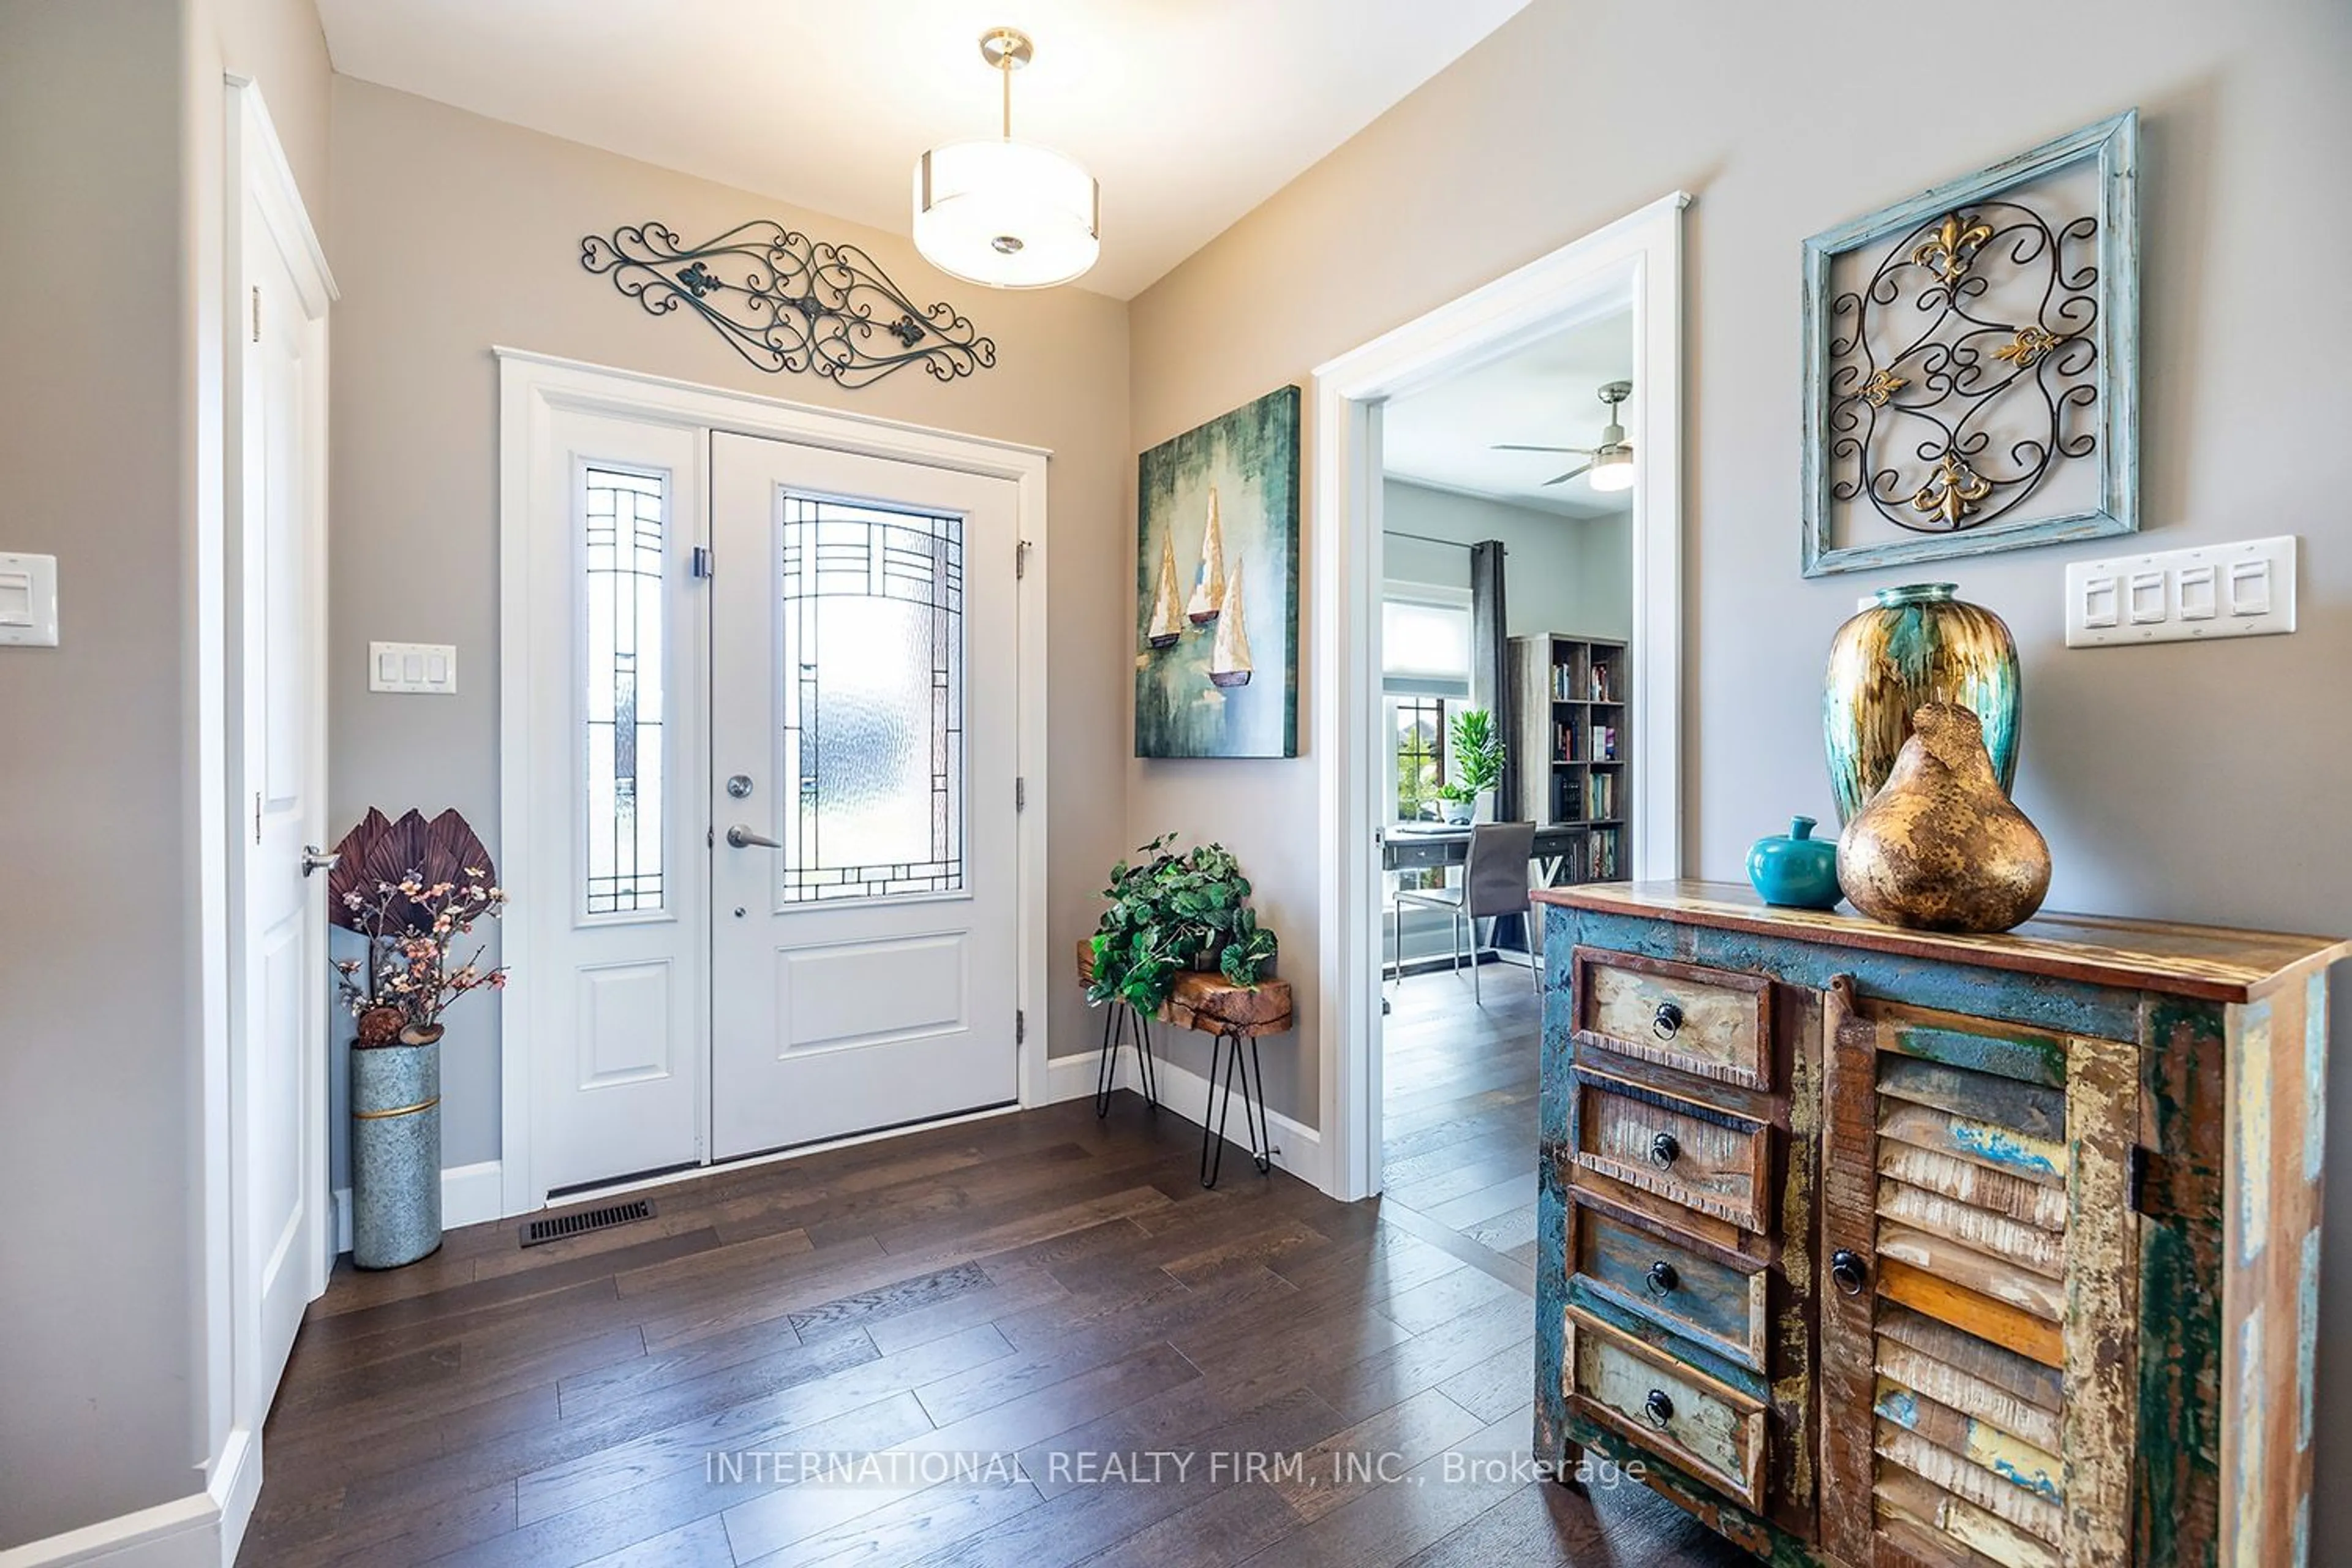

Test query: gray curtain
[1468,539,1528,952]
[1468,540,1510,813]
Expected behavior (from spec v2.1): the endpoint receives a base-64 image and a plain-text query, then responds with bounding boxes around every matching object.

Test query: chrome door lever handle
[301,845,339,877]
[725,825,783,850]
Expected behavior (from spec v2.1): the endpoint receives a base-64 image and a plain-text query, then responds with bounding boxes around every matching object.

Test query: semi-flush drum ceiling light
[913,28,1099,289]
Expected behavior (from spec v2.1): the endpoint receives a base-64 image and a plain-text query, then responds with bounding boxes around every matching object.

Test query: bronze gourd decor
[1822,582,2019,825]
[1837,703,2050,933]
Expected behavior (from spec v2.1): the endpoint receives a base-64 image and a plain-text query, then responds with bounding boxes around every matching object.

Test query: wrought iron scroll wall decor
[1801,111,2139,576]
[580,221,998,390]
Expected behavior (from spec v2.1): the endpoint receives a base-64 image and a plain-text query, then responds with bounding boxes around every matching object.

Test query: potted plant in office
[1439,707,1506,825]
[327,808,509,1269]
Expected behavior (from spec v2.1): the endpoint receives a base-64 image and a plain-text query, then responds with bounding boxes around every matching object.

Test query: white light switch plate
[0,552,59,647]
[370,640,458,694]
[2065,537,2296,647]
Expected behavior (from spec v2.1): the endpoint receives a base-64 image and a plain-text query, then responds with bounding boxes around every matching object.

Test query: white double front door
[519,409,1022,1197]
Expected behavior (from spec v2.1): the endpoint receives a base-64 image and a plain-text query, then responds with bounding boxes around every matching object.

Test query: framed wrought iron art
[581,220,997,390]
[1801,111,2139,576]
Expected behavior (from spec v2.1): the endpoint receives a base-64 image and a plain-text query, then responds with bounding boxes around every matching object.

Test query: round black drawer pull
[1643,1389,1675,1427]
[1645,1260,1679,1297]
[1652,1001,1685,1040]
[1831,1248,1868,1297]
[1649,1131,1680,1168]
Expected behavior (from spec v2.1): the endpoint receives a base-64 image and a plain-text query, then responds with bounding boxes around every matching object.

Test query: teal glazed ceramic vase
[1747,815,1842,910]
[1823,583,2019,825]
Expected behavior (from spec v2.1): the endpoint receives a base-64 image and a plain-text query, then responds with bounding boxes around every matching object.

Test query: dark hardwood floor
[244,1085,1738,1566]
[1378,963,1546,1295]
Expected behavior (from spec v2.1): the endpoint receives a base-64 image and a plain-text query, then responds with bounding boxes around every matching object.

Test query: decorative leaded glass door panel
[708,434,1020,1158]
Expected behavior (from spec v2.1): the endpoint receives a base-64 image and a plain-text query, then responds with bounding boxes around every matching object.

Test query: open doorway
[1372,309,1638,1277]
[1306,193,1686,1208]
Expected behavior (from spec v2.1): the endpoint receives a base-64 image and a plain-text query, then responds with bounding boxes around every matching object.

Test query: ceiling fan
[1492,379,1635,492]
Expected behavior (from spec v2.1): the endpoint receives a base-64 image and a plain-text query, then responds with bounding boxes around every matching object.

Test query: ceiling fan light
[1588,447,1635,492]
[914,139,1099,288]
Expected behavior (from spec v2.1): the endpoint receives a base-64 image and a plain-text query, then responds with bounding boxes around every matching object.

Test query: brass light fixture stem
[978,26,1034,140]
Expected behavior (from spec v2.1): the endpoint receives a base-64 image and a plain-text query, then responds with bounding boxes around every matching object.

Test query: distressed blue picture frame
[1801,110,2139,578]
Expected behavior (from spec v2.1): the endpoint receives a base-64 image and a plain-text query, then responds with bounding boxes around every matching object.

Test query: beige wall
[1128,0,2352,1540]
[0,0,330,1546]
[325,80,1132,1175]
[1383,480,1631,643]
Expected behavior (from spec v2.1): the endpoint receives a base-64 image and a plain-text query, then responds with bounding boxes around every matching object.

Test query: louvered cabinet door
[1817,977,2141,1568]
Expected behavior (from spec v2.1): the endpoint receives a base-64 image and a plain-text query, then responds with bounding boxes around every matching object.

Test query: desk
[1383,822,1581,884]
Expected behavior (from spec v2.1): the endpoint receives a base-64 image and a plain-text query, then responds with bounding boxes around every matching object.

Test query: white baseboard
[0,1408,268,1567]
[331,1158,506,1254]
[0,1491,217,1568]
[1042,1039,1331,1193]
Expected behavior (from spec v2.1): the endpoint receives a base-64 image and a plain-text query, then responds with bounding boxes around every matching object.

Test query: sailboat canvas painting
[1134,385,1300,758]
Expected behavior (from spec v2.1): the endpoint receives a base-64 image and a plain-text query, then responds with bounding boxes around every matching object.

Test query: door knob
[725,825,783,850]
[300,845,339,877]
[1831,1248,1868,1297]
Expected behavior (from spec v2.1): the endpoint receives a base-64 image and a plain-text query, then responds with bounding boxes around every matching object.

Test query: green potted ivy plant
[328,808,510,1269]
[1439,707,1506,824]
[1087,834,1278,1017]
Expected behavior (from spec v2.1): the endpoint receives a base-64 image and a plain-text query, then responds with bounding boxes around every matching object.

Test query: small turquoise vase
[1747,815,1842,910]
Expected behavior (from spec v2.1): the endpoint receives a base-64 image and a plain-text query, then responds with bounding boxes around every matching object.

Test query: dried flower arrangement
[327,808,510,1047]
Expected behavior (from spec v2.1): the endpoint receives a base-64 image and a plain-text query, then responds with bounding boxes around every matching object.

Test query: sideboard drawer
[1571,1197,1768,1371]
[1566,1306,1766,1510]
[1572,947,1774,1090]
[1572,1064,1773,1234]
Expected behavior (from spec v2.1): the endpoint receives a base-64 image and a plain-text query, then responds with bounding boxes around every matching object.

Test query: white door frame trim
[192,74,336,1568]
[1308,192,1689,1202]
[495,349,1052,1218]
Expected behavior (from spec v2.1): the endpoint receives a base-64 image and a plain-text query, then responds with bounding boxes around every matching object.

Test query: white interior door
[708,433,1020,1158]
[518,412,710,1194]
[232,183,328,1411]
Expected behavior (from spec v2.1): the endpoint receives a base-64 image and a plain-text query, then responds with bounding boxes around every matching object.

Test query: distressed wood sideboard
[1533,880,2347,1568]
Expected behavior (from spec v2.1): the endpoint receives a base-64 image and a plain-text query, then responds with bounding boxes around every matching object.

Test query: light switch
[2228,559,2273,617]
[2081,575,2119,628]
[2177,565,2217,620]
[369,641,459,694]
[2066,537,2296,647]
[0,552,59,647]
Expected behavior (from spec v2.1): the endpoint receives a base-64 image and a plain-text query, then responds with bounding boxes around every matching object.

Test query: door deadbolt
[726,774,755,799]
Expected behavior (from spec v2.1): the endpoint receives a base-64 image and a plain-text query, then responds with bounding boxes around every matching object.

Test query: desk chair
[1393,820,1538,1003]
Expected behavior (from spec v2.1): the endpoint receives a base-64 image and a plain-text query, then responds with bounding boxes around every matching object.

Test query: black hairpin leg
[1133,1011,1160,1113]
[1094,1002,1123,1118]
[1200,1030,1273,1188]
[1095,1004,1162,1118]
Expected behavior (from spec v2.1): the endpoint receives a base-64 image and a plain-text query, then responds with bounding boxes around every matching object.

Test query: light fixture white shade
[1588,447,1635,492]
[914,139,1099,289]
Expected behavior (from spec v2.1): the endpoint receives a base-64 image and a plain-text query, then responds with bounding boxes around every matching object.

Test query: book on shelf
[1586,826,1621,880]
[1593,723,1618,761]
[1584,771,1618,821]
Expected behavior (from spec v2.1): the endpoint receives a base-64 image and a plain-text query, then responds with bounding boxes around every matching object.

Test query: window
[777,496,966,902]
[1381,595,1472,698]
[1394,697,1446,823]
[582,464,667,916]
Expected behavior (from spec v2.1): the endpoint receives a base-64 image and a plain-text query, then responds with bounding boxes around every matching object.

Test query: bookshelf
[1506,633,1630,885]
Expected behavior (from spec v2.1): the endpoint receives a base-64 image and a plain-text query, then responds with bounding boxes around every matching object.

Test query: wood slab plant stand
[1077,940,1295,1188]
